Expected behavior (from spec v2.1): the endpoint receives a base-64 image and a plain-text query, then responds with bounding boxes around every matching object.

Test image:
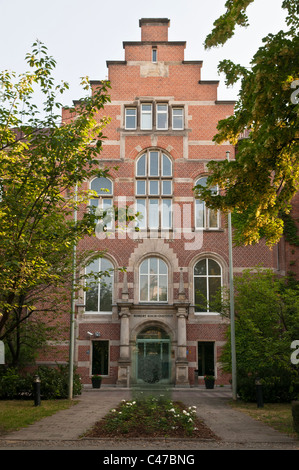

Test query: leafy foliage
[0,365,82,399]
[220,269,299,401]
[197,0,299,246]
[0,41,112,355]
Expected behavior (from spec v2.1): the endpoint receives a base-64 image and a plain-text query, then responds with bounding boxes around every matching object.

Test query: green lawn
[0,399,78,435]
[230,401,298,438]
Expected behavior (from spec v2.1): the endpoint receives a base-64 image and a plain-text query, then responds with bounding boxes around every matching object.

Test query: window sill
[120,128,188,135]
[84,311,113,315]
[193,228,224,232]
[194,311,220,315]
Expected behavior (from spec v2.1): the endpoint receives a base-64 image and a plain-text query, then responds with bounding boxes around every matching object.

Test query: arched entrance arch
[135,325,171,384]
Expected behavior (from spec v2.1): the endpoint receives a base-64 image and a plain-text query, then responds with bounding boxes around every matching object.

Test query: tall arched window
[195,177,219,229]
[90,177,113,229]
[139,257,168,302]
[85,257,114,313]
[136,150,172,230]
[194,258,222,313]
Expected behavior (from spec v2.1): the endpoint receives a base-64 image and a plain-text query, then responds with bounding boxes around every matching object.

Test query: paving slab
[0,387,298,451]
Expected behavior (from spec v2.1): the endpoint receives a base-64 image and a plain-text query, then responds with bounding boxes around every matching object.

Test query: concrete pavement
[0,386,298,450]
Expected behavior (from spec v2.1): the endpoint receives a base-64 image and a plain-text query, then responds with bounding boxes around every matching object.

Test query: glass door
[137,339,170,383]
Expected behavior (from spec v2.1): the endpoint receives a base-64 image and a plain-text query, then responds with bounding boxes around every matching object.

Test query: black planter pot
[204,380,215,389]
[91,378,102,389]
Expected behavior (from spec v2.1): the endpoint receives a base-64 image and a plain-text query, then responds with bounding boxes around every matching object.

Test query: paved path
[0,387,298,450]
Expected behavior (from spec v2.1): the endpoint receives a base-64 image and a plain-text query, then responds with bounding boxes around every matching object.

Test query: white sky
[0,0,288,106]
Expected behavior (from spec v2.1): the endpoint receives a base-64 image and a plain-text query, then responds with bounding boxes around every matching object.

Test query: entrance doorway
[136,327,171,383]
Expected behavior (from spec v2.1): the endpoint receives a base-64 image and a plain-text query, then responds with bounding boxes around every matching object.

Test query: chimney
[139,18,170,42]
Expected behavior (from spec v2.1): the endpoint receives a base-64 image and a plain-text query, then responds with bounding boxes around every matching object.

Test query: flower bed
[84,396,218,439]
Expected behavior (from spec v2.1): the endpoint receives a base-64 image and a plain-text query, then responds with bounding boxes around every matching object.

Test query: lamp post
[68,182,78,400]
[226,150,237,401]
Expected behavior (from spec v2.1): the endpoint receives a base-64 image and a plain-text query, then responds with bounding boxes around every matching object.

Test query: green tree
[220,269,299,400]
[0,41,112,357]
[195,0,299,246]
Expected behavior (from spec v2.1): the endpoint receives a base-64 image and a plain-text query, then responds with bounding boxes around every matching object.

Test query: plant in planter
[91,374,102,388]
[204,375,215,389]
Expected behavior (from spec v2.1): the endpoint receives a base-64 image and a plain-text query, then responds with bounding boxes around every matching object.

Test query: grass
[0,399,78,435]
[84,396,219,440]
[229,401,298,438]
[1,396,298,441]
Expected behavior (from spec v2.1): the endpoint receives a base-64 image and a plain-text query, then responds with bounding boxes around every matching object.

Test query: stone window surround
[124,99,185,132]
[78,235,228,314]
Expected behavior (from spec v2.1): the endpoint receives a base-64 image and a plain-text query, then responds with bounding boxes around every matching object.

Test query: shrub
[0,367,24,399]
[0,364,82,399]
[36,365,82,399]
[237,370,299,403]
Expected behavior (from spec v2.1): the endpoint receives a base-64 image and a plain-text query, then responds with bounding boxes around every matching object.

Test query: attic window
[152,48,157,62]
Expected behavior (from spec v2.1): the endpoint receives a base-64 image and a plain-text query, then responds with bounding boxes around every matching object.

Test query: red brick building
[59,18,284,388]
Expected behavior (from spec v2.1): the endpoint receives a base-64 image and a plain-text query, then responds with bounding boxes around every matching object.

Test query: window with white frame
[139,257,168,302]
[194,258,222,313]
[141,104,153,130]
[85,257,114,313]
[136,150,172,230]
[195,177,219,229]
[125,108,137,129]
[156,104,168,130]
[172,108,184,130]
[124,103,184,131]
[90,177,113,230]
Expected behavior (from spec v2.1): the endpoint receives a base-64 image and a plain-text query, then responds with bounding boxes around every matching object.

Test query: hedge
[0,365,82,399]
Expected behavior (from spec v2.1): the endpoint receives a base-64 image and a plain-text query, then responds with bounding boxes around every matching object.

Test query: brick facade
[49,18,292,388]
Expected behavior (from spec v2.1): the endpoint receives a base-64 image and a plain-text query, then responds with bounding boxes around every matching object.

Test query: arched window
[194,258,222,313]
[139,257,168,302]
[85,257,114,313]
[195,177,219,229]
[136,150,172,230]
[90,177,113,229]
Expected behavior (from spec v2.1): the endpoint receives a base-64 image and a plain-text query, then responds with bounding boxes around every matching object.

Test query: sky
[0,0,288,107]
